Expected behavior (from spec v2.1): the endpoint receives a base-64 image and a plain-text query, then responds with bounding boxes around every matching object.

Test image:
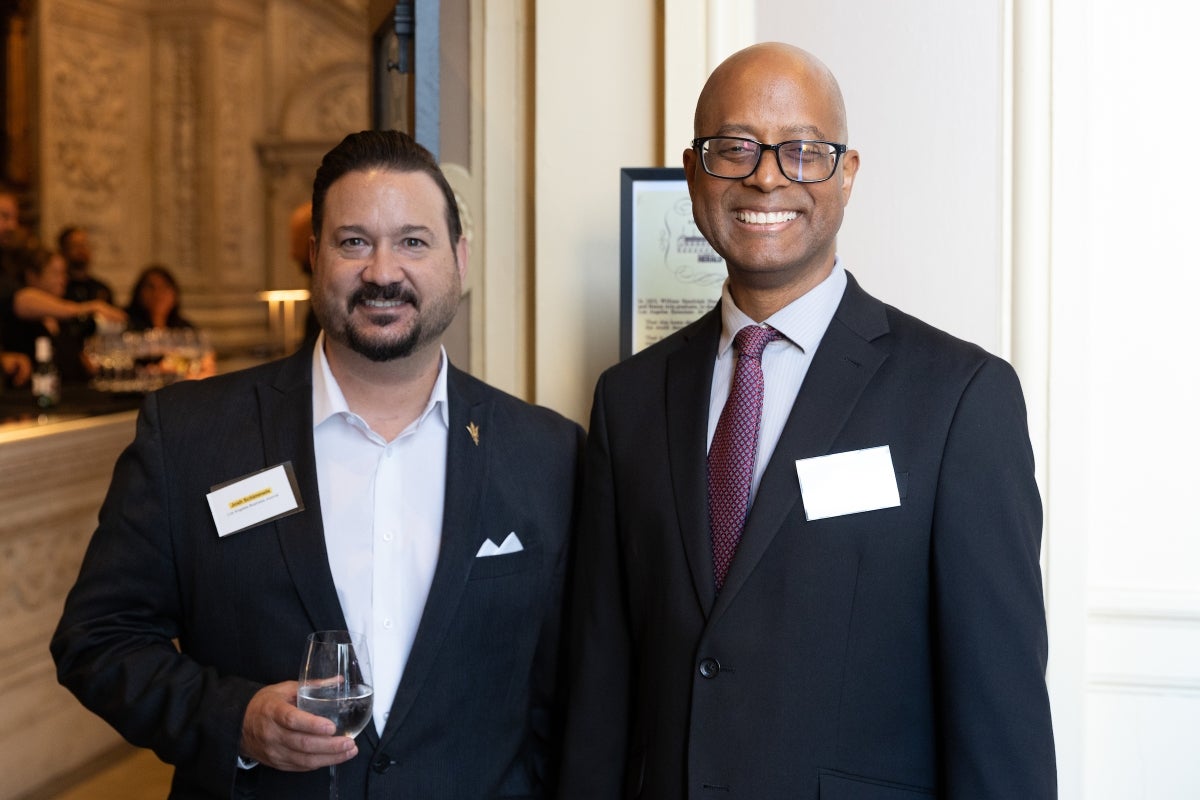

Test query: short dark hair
[127,263,188,328]
[311,130,462,244]
[12,245,55,281]
[57,225,84,254]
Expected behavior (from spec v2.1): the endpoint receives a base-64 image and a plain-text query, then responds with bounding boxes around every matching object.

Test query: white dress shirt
[311,335,448,735]
[707,259,848,500]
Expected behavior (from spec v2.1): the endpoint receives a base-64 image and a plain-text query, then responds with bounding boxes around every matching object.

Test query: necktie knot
[734,324,780,362]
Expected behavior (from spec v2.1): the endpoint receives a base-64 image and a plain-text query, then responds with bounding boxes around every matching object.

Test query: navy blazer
[560,273,1056,799]
[52,346,583,798]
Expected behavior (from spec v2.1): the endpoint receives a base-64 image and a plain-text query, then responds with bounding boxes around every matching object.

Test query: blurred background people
[0,183,38,389]
[115,264,215,382]
[289,200,321,344]
[125,264,194,331]
[0,349,30,388]
[58,225,115,305]
[1,181,32,289]
[0,246,124,383]
[0,183,19,246]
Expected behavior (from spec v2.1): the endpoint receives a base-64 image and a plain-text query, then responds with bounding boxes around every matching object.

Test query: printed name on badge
[207,462,304,537]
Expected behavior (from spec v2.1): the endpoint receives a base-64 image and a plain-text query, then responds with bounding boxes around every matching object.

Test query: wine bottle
[32,336,60,409]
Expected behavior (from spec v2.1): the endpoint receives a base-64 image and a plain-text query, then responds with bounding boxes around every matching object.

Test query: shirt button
[698,657,721,679]
[383,618,394,630]
[382,531,394,542]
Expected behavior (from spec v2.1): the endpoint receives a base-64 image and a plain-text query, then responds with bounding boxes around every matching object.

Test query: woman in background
[0,246,116,383]
[120,264,215,381]
[125,264,194,331]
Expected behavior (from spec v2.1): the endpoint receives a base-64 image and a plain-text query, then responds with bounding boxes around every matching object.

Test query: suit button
[698,657,721,679]
[372,754,395,773]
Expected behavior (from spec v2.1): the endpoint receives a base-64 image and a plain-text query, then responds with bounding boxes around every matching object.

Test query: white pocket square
[475,531,524,557]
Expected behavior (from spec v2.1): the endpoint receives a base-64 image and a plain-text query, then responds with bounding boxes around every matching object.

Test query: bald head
[695,43,848,144]
[682,42,859,316]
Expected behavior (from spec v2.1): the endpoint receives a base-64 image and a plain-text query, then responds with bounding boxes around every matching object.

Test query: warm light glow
[256,289,311,302]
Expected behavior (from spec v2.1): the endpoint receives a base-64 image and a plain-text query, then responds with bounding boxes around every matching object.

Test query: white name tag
[207,462,303,537]
[794,445,901,521]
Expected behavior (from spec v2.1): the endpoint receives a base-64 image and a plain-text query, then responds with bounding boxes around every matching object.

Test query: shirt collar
[311,332,450,434]
[717,257,848,357]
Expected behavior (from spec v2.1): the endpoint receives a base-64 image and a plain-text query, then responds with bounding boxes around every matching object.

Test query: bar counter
[0,387,143,799]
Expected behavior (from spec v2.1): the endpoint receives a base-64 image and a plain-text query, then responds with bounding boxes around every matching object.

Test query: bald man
[560,43,1056,799]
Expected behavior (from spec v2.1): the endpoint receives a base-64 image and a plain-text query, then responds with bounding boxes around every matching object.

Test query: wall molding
[1089,587,1200,626]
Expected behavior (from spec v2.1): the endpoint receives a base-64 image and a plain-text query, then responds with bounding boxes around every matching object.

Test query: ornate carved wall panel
[260,0,368,289]
[33,0,369,352]
[38,0,152,297]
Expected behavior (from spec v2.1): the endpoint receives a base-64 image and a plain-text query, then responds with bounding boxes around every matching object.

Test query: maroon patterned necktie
[708,324,780,590]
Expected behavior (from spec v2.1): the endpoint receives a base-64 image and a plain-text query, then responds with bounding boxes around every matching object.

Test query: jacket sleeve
[558,374,635,799]
[931,356,1058,797]
[50,392,261,797]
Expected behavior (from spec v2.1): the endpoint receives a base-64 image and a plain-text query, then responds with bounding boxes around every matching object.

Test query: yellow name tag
[207,462,303,537]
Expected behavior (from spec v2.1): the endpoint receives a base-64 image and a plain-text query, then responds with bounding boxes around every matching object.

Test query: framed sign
[620,168,726,358]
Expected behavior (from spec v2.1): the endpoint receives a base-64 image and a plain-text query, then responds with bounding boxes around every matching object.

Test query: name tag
[795,445,901,521]
[207,462,303,537]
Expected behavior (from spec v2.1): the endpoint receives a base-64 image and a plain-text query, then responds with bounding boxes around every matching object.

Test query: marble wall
[1,413,137,799]
[35,0,370,350]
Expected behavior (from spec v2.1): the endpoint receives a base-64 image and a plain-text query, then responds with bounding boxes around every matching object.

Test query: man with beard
[52,130,583,798]
[0,182,33,386]
[57,225,115,305]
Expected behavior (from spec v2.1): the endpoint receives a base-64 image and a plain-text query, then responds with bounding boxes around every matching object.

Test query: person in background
[0,183,20,247]
[0,348,30,388]
[0,183,32,387]
[1,188,125,343]
[58,225,115,305]
[289,201,321,345]
[125,264,194,331]
[0,246,112,383]
[559,42,1056,799]
[0,180,32,288]
[52,129,583,798]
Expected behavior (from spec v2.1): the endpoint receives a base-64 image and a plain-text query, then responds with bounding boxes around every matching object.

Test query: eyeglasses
[692,136,848,183]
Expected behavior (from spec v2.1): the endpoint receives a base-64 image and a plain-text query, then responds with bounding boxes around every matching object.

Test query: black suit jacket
[51,346,583,798]
[560,274,1056,799]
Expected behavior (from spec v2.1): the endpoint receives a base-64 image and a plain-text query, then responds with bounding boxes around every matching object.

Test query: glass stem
[329,763,338,800]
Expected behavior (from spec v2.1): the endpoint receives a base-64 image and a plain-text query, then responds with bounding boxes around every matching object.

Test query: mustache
[347,282,418,313]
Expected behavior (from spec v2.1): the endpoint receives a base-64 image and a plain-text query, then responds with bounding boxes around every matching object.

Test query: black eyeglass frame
[691,136,849,184]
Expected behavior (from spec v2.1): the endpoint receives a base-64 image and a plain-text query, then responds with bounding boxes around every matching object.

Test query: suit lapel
[378,365,489,748]
[258,348,349,635]
[711,275,890,620]
[667,310,722,616]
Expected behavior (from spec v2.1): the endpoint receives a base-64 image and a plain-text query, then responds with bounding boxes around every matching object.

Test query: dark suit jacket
[51,346,583,799]
[560,274,1056,799]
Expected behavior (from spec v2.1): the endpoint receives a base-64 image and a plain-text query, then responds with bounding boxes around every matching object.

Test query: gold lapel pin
[466,421,480,446]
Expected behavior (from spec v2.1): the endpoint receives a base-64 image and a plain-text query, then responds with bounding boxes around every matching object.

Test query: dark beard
[340,319,425,362]
[325,281,457,362]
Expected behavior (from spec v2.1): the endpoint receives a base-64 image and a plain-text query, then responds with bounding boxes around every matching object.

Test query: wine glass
[297,630,374,800]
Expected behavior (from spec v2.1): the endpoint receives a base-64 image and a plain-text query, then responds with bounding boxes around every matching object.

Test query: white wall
[533,0,658,421]
[1053,1,1200,797]
[756,0,1008,357]
[751,1,1200,798]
